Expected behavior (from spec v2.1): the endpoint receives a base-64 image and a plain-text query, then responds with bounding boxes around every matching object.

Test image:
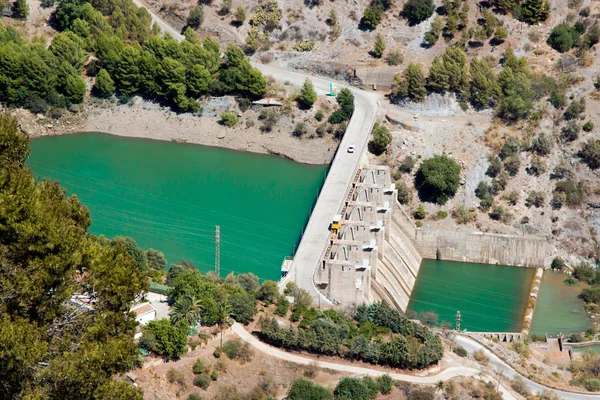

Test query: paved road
[132,0,382,303]
[255,64,381,303]
[232,323,516,399]
[455,335,598,400]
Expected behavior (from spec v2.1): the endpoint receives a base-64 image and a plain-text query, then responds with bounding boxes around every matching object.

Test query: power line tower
[455,311,461,332]
[215,226,221,277]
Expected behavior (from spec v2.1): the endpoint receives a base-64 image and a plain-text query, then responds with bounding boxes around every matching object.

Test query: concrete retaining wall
[391,206,553,268]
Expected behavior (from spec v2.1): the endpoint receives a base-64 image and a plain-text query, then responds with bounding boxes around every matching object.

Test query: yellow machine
[331,214,342,234]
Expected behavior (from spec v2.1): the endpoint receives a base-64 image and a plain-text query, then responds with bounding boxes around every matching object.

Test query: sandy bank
[20,99,336,165]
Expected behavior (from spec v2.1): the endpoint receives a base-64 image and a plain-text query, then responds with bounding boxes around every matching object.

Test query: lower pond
[530,271,591,336]
[407,259,535,332]
[28,133,328,281]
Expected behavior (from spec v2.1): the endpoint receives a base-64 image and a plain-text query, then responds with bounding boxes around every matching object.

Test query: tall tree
[216,301,232,347]
[392,63,427,101]
[373,33,386,58]
[520,0,550,24]
[170,293,203,326]
[94,68,116,97]
[13,0,29,19]
[469,58,499,109]
[298,78,317,108]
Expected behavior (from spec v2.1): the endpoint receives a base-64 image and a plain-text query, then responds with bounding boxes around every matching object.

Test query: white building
[131,302,157,326]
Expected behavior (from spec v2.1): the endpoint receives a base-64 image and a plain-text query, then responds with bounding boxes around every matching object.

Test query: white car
[347,145,355,153]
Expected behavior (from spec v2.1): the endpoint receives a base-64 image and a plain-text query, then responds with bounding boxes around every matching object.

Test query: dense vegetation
[0,113,147,399]
[1,0,266,115]
[416,155,461,205]
[258,300,443,370]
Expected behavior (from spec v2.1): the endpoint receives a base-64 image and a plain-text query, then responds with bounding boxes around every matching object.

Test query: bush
[193,359,208,375]
[549,90,566,109]
[314,110,324,121]
[583,121,594,132]
[562,121,580,142]
[188,394,203,400]
[452,204,476,224]
[580,287,600,304]
[292,122,307,137]
[368,123,392,155]
[193,374,211,390]
[552,180,583,209]
[489,205,512,223]
[376,375,393,395]
[396,181,411,205]
[526,191,545,208]
[584,379,600,392]
[188,5,205,28]
[453,346,468,357]
[402,0,435,26]
[275,296,289,316]
[564,98,586,120]
[551,257,566,270]
[473,349,489,365]
[386,51,403,66]
[547,23,579,53]
[167,368,186,386]
[298,78,317,108]
[334,377,377,400]
[531,132,553,156]
[510,340,530,358]
[210,370,218,381]
[399,155,416,173]
[141,319,188,360]
[580,139,600,170]
[416,155,461,205]
[222,339,253,363]
[220,111,239,127]
[486,156,503,177]
[500,137,520,159]
[415,204,426,219]
[360,6,382,31]
[286,378,333,400]
[435,210,448,220]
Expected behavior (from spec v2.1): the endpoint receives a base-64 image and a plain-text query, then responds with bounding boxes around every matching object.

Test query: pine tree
[188,5,204,29]
[373,33,386,59]
[94,69,116,97]
[14,0,29,19]
[393,63,427,101]
[520,0,550,24]
[298,78,317,108]
[427,56,449,92]
[469,58,499,109]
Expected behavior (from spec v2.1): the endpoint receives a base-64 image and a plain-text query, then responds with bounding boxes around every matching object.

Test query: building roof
[131,302,156,317]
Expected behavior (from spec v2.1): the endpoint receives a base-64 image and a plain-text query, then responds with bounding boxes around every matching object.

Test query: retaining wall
[392,206,553,268]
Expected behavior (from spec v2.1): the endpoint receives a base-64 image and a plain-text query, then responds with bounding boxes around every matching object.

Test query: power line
[215,226,220,277]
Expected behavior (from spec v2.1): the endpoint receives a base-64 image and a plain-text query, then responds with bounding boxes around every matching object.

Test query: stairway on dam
[315,165,422,311]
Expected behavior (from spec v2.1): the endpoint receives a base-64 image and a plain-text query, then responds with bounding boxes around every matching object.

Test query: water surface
[28,133,328,281]
[530,271,591,335]
[407,259,535,332]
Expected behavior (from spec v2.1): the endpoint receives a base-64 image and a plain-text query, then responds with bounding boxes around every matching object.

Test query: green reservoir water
[28,133,328,281]
[407,259,535,332]
[530,271,591,335]
[572,344,600,354]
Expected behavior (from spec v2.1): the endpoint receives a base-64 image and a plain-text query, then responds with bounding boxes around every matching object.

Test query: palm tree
[169,293,202,327]
[215,300,232,348]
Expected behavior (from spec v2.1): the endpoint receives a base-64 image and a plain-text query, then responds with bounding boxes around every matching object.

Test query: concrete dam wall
[315,165,553,313]
[392,206,553,268]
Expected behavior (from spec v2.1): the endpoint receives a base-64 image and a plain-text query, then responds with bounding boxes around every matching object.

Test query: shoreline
[18,99,336,166]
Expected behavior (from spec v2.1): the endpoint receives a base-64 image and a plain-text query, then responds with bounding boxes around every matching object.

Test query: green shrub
[399,155,415,173]
[386,51,403,66]
[275,296,289,316]
[222,339,254,362]
[416,155,461,204]
[396,181,411,205]
[552,180,583,209]
[167,368,186,386]
[298,78,317,107]
[193,359,208,375]
[220,111,239,127]
[435,210,448,220]
[187,394,203,400]
[210,370,218,381]
[547,23,579,53]
[402,0,435,26]
[580,138,600,170]
[368,123,392,155]
[294,41,315,52]
[564,98,586,121]
[415,204,426,219]
[453,346,468,357]
[376,374,393,394]
[334,377,374,400]
[360,6,382,30]
[551,257,566,270]
[583,121,594,132]
[193,374,210,390]
[314,110,324,121]
[286,378,333,400]
[584,379,600,392]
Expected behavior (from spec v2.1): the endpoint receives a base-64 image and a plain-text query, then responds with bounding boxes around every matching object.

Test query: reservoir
[28,133,328,281]
[407,259,535,332]
[530,271,591,336]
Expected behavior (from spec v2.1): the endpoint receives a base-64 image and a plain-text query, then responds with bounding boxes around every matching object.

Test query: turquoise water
[572,344,600,353]
[407,259,535,332]
[28,133,328,281]
[531,271,591,335]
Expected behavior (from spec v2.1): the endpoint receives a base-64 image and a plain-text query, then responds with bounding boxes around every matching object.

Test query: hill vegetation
[0,113,147,400]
